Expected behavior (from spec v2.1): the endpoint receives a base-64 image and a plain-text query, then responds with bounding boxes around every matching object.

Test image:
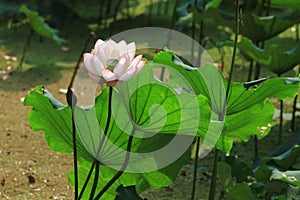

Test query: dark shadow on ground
[0,64,70,91]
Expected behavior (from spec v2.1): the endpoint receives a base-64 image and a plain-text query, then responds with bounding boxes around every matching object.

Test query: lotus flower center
[106,59,119,71]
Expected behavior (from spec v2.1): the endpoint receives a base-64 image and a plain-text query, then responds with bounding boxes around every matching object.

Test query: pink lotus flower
[84,39,146,86]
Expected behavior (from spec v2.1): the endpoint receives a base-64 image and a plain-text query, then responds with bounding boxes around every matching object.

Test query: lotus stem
[68,88,79,200]
[278,99,284,143]
[191,137,201,200]
[291,94,298,131]
[89,161,100,200]
[161,0,180,81]
[110,0,124,36]
[69,32,96,88]
[208,149,219,200]
[157,0,162,15]
[208,0,239,199]
[191,0,198,64]
[247,60,254,81]
[18,29,34,71]
[68,32,95,200]
[191,1,207,199]
[164,0,169,14]
[94,128,136,200]
[78,162,96,199]
[291,24,299,131]
[225,0,239,97]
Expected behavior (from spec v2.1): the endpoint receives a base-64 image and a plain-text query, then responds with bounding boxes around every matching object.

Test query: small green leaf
[205,0,222,10]
[218,162,233,189]
[269,128,300,170]
[254,162,272,182]
[19,4,64,45]
[224,156,253,183]
[226,183,252,200]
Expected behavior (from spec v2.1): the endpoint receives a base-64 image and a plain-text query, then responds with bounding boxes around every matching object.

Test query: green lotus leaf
[254,128,300,182]
[19,4,64,45]
[193,8,300,42]
[218,162,253,200]
[234,37,300,75]
[153,50,300,152]
[271,169,300,187]
[227,77,300,115]
[176,0,222,30]
[24,85,93,162]
[271,0,300,10]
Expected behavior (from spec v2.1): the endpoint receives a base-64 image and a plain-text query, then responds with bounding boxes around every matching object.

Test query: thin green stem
[67,87,78,200]
[191,0,198,64]
[148,0,153,25]
[278,99,284,144]
[69,32,96,89]
[94,128,136,200]
[164,0,169,14]
[157,0,162,15]
[82,86,113,199]
[225,0,239,98]
[291,94,298,131]
[291,24,299,131]
[97,0,106,29]
[78,162,96,199]
[254,135,258,160]
[18,29,34,71]
[126,0,130,19]
[297,23,299,41]
[89,161,100,200]
[67,32,96,200]
[277,73,283,144]
[196,0,207,67]
[161,0,180,81]
[191,137,201,200]
[266,0,271,16]
[208,149,219,200]
[71,105,78,200]
[208,1,239,199]
[110,0,123,36]
[96,86,113,157]
[191,1,207,199]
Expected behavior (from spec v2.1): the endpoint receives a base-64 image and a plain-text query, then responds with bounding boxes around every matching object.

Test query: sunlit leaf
[19,4,64,45]
[227,78,300,115]
[225,99,273,141]
[153,50,300,152]
[24,86,93,162]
